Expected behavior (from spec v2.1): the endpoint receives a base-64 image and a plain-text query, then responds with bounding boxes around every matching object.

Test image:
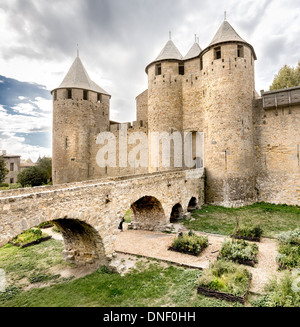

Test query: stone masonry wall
[136,89,148,122]
[52,88,110,185]
[0,169,205,264]
[253,96,300,205]
[201,43,256,206]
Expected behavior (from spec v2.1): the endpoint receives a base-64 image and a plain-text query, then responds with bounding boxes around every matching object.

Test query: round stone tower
[145,38,184,172]
[51,53,111,184]
[200,20,257,206]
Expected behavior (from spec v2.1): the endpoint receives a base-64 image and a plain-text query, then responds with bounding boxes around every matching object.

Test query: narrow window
[214,46,221,60]
[65,137,68,150]
[10,163,14,171]
[178,63,184,75]
[97,93,102,103]
[200,57,203,71]
[83,90,88,100]
[67,89,72,99]
[10,178,14,184]
[237,45,244,58]
[53,90,57,101]
[155,63,162,76]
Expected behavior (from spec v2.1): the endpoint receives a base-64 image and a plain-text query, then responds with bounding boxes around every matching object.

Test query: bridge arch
[53,218,107,266]
[170,203,183,223]
[187,196,198,211]
[130,196,166,230]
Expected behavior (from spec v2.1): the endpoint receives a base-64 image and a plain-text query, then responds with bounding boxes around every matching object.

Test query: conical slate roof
[209,20,245,46]
[53,55,110,96]
[207,20,257,59]
[145,39,183,73]
[184,42,202,60]
[155,40,183,61]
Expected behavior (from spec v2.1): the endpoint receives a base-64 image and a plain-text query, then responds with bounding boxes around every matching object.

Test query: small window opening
[10,178,14,184]
[237,45,244,58]
[97,93,102,103]
[65,137,69,150]
[10,163,14,171]
[155,63,162,76]
[214,46,221,60]
[67,89,72,99]
[178,63,184,75]
[53,90,57,101]
[83,90,88,100]
[200,57,203,71]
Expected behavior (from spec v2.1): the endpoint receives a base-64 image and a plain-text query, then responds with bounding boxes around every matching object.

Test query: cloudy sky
[0,0,299,161]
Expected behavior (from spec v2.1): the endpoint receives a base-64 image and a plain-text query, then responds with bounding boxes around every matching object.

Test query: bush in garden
[170,232,208,256]
[198,259,251,297]
[276,229,300,270]
[232,225,263,241]
[219,239,258,265]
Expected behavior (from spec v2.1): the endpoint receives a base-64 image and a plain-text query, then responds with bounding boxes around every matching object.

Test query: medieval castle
[51,19,300,207]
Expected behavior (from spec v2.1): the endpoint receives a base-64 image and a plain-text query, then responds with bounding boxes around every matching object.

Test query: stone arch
[130,196,166,230]
[170,203,184,223]
[53,218,107,267]
[187,196,198,211]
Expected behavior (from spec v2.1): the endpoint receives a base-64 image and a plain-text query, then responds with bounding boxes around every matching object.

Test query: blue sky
[0,0,299,161]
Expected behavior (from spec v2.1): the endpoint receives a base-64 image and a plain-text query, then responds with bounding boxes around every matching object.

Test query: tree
[36,157,52,182]
[0,155,9,183]
[270,60,300,91]
[17,166,49,187]
[17,157,52,187]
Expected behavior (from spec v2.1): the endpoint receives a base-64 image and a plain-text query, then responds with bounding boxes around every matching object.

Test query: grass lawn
[1,202,299,307]
[0,238,236,307]
[183,202,300,237]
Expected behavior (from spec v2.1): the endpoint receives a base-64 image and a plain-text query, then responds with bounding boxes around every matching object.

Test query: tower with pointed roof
[200,19,257,205]
[146,37,185,172]
[51,53,111,184]
[144,18,258,205]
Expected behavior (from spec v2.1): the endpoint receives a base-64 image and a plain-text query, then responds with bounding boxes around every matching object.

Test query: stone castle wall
[253,88,300,205]
[90,121,149,178]
[136,89,148,122]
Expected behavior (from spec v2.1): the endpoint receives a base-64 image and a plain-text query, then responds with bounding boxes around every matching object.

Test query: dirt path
[115,229,282,294]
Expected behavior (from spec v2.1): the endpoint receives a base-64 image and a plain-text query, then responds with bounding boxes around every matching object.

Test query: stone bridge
[0,168,204,267]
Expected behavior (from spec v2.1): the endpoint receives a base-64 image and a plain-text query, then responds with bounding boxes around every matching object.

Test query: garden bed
[276,228,300,270]
[231,223,263,242]
[10,236,52,248]
[197,260,252,304]
[9,228,52,248]
[218,239,258,267]
[168,232,208,256]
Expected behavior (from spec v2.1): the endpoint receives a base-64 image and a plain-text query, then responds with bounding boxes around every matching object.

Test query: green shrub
[232,225,263,241]
[276,229,300,270]
[277,228,300,246]
[251,272,300,307]
[219,239,258,265]
[170,232,208,255]
[0,183,9,187]
[198,260,251,297]
[10,228,47,246]
[38,221,54,228]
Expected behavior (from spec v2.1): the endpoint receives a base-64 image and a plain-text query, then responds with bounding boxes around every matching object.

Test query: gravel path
[115,229,282,294]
